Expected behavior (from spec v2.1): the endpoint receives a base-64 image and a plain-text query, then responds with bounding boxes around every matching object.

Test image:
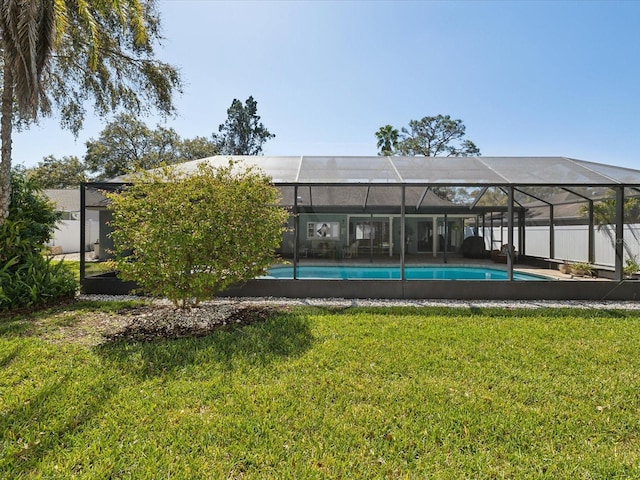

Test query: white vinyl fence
[47,219,99,254]
[481,224,640,267]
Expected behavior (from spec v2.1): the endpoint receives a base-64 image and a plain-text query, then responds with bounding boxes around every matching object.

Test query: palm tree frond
[0,0,55,117]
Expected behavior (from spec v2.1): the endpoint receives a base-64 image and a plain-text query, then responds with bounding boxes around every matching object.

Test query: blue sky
[13,0,640,170]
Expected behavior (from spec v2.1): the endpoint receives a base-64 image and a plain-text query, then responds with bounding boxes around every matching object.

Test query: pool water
[262,265,548,281]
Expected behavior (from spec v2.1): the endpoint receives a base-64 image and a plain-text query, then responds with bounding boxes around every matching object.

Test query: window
[307,222,340,239]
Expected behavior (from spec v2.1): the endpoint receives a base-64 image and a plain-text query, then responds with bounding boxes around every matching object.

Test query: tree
[26,155,88,188]
[107,161,288,308]
[375,124,399,156]
[214,96,274,155]
[0,0,181,220]
[84,113,218,180]
[376,115,480,201]
[579,198,640,227]
[577,197,640,259]
[177,136,219,162]
[85,113,180,180]
[394,115,480,157]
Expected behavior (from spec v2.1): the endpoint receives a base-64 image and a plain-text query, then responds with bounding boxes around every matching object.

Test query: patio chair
[344,240,359,258]
[491,244,517,264]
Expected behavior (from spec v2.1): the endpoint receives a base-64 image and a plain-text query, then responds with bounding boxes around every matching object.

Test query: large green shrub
[5,168,61,246]
[0,170,77,311]
[107,161,288,308]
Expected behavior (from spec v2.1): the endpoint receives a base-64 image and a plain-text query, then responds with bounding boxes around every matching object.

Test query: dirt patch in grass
[28,303,280,346]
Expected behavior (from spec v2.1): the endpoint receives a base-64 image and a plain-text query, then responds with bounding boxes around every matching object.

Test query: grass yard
[1,303,640,478]
[59,260,112,283]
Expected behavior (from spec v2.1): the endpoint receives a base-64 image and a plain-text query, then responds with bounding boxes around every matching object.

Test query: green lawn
[59,260,112,283]
[1,304,640,478]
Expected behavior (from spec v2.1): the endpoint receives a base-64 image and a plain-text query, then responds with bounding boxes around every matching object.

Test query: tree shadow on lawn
[0,344,23,370]
[0,300,144,340]
[0,372,118,476]
[0,317,31,337]
[94,311,315,379]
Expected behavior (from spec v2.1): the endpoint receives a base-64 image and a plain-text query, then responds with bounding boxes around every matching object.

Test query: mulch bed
[105,304,278,342]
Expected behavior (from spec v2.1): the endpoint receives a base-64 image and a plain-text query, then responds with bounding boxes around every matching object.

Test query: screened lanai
[81,156,640,299]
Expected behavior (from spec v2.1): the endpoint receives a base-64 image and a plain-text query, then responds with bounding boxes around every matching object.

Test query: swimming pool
[262,265,549,281]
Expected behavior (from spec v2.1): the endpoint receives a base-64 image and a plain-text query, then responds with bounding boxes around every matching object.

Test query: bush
[0,170,77,311]
[0,222,77,310]
[570,261,595,277]
[107,161,288,308]
[624,256,639,277]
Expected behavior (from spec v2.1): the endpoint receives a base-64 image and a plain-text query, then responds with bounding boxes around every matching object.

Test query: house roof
[44,189,80,212]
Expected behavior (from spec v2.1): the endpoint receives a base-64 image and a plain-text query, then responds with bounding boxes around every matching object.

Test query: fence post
[615,187,624,281]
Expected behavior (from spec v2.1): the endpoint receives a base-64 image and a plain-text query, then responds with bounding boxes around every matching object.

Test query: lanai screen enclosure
[81,156,640,300]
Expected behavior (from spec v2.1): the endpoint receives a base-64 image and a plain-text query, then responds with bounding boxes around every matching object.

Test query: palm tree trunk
[0,61,14,222]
